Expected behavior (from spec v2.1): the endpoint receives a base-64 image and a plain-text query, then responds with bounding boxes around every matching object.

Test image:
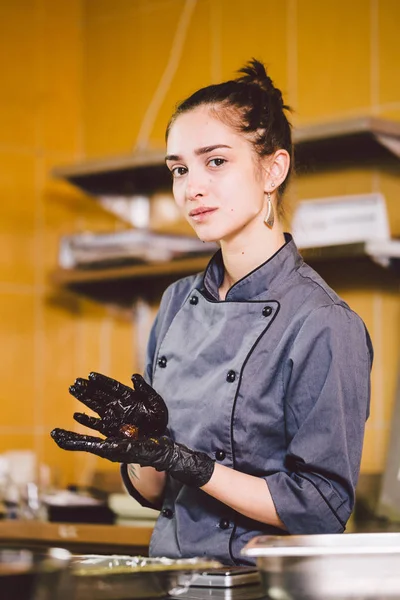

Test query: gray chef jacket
[122,234,373,565]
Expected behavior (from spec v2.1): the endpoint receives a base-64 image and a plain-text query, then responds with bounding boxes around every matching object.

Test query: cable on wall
[134,0,197,152]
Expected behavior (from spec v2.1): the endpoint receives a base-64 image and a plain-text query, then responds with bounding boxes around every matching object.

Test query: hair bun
[236,58,283,108]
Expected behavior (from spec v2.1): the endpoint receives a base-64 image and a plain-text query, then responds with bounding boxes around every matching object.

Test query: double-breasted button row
[190,296,272,318]
[215,449,226,461]
[162,508,174,519]
[158,356,167,368]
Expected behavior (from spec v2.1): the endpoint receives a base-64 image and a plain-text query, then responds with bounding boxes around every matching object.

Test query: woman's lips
[189,207,218,222]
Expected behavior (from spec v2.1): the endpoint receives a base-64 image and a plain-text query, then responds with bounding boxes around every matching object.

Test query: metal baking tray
[242,533,400,599]
[71,554,221,600]
[173,567,265,600]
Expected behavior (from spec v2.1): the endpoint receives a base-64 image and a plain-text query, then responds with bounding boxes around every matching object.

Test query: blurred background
[0,0,399,526]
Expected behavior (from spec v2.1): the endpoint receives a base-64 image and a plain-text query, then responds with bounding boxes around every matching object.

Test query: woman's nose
[185,172,207,200]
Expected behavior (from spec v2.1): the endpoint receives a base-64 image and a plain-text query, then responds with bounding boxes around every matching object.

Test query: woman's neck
[218,223,286,300]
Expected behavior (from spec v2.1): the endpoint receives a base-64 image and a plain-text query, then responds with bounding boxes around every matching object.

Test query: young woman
[52,59,373,566]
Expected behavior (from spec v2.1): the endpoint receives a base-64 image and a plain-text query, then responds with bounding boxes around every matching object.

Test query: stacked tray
[172,567,265,600]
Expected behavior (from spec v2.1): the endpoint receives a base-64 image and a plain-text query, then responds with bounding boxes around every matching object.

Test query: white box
[292,193,390,249]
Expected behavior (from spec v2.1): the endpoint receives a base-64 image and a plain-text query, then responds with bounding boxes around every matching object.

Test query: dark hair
[166,59,293,198]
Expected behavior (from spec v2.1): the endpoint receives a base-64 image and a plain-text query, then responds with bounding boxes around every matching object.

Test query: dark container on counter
[0,546,72,600]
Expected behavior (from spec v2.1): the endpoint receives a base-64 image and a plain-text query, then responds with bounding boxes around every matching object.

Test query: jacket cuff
[265,471,347,534]
[120,463,160,511]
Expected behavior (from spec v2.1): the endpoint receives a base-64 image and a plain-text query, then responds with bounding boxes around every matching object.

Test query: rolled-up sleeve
[266,304,373,534]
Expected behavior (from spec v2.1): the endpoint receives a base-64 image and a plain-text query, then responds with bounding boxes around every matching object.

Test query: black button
[215,449,226,461]
[158,356,167,368]
[189,295,198,305]
[162,508,174,519]
[262,306,273,317]
[219,518,230,530]
[226,370,236,383]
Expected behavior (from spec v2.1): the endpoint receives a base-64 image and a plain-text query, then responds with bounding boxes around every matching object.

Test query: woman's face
[165,106,269,244]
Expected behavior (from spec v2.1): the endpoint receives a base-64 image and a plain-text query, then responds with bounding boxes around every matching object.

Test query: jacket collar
[202,233,303,301]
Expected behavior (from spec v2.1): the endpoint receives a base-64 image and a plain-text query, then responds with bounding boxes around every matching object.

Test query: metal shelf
[50,241,400,307]
[50,255,212,307]
[51,255,211,286]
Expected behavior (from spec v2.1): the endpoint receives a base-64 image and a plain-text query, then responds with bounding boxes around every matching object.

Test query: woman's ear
[262,149,291,191]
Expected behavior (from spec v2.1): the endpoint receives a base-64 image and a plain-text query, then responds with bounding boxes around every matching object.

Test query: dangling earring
[264,192,274,229]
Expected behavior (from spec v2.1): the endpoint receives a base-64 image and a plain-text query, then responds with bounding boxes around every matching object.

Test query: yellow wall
[1,0,399,488]
[0,0,136,487]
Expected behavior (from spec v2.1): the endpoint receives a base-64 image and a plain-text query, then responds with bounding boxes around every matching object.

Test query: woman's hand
[69,372,168,439]
[50,429,215,488]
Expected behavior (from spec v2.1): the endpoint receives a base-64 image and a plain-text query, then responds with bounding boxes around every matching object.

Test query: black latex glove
[50,430,215,488]
[69,372,168,439]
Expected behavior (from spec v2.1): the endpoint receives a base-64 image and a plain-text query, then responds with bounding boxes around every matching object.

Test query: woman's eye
[170,166,187,178]
[208,158,226,168]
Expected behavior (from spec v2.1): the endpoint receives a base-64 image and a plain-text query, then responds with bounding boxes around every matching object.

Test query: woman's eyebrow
[195,144,232,155]
[165,153,181,162]
[165,144,232,162]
